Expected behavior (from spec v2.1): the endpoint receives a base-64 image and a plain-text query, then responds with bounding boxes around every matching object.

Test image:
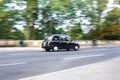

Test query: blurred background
[0,0,120,47]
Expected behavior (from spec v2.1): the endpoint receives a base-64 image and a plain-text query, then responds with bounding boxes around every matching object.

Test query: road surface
[0,46,120,80]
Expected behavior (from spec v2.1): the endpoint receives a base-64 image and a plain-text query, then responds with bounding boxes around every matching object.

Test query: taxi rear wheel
[67,49,70,51]
[45,48,50,51]
[53,46,59,51]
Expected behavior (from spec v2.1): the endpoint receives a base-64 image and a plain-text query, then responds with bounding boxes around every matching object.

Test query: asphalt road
[0,46,120,80]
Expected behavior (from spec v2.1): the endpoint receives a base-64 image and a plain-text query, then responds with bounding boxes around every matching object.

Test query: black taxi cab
[42,34,80,51]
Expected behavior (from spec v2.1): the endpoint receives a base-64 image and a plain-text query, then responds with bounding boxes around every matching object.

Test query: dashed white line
[10,53,40,56]
[84,49,109,52]
[0,51,16,54]
[0,62,27,67]
[63,54,105,60]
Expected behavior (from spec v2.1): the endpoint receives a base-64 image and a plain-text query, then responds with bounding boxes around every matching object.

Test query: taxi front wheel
[74,46,79,51]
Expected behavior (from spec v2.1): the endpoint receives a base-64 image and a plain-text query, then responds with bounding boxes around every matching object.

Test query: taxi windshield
[44,35,52,41]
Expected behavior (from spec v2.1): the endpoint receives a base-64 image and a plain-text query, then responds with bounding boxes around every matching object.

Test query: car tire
[45,48,50,51]
[67,49,70,51]
[53,46,59,51]
[74,45,79,51]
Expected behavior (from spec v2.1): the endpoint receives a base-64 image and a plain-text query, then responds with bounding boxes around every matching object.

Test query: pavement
[0,45,119,51]
[19,55,120,80]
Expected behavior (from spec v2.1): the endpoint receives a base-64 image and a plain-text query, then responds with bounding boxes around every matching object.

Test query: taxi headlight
[43,42,46,46]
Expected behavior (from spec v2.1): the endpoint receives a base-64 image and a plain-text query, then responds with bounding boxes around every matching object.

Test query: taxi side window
[60,36,64,41]
[65,37,69,41]
[61,36,70,41]
[52,36,60,41]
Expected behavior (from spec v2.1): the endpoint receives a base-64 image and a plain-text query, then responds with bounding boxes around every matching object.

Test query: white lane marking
[10,53,40,56]
[63,54,105,60]
[0,51,16,53]
[0,62,27,67]
[84,49,109,52]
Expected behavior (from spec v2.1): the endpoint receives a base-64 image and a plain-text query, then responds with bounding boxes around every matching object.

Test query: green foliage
[40,6,60,35]
[81,0,108,27]
[0,0,20,39]
[0,0,9,5]
[10,27,25,40]
[82,33,92,40]
[97,0,108,12]
[1,0,120,40]
[23,0,39,40]
[68,23,83,40]
[104,8,120,25]
[100,25,120,40]
[89,25,120,40]
[49,0,73,13]
[34,28,44,40]
[56,28,65,34]
[26,0,38,20]
[91,8,120,40]
[33,28,65,40]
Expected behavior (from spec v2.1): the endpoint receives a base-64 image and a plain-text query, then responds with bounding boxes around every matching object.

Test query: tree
[0,0,112,40]
[22,0,39,40]
[10,27,25,40]
[104,8,120,26]
[34,28,44,40]
[98,25,120,40]
[49,0,74,13]
[39,6,60,35]
[0,0,19,39]
[56,28,65,34]
[86,0,108,26]
[95,8,120,40]
[88,16,120,40]
[47,0,109,39]
[68,23,83,40]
